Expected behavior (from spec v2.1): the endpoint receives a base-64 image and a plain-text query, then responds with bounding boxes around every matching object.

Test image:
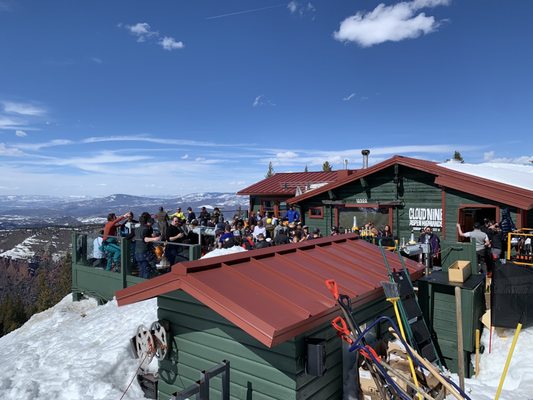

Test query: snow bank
[0,295,158,400]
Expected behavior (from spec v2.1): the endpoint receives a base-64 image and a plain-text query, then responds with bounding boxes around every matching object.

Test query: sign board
[408,207,442,230]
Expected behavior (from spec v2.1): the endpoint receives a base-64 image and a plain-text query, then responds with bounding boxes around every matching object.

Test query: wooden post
[475,329,480,377]
[455,286,465,391]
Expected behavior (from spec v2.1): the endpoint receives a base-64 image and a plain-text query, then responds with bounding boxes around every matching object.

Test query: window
[309,207,324,219]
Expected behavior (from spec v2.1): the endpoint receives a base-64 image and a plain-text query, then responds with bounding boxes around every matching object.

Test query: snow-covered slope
[0,295,158,400]
[1,293,532,399]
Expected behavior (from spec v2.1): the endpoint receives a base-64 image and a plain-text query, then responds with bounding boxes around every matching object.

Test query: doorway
[457,205,498,241]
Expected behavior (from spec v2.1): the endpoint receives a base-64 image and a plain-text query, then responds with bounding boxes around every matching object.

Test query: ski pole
[494,321,522,400]
[325,280,395,400]
[382,281,423,400]
[388,328,465,400]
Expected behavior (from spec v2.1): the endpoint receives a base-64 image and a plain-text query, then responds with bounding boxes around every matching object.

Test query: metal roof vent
[361,149,370,169]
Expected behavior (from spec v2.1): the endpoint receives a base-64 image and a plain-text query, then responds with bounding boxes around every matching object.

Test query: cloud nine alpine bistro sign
[408,207,442,230]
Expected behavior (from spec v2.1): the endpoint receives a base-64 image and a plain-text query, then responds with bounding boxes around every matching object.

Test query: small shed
[117,235,424,400]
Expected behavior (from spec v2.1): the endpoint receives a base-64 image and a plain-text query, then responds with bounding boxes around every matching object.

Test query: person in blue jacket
[285,205,300,223]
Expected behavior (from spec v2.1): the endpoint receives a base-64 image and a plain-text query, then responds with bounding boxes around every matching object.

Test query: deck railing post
[172,360,230,400]
[120,237,129,288]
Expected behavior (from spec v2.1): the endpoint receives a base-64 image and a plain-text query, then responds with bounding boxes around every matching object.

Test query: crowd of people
[88,203,519,279]
[88,204,349,278]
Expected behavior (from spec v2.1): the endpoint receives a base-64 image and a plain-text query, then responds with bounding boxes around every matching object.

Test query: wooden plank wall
[155,291,393,400]
[157,290,299,400]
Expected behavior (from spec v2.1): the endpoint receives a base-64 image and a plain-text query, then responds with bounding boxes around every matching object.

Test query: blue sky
[0,0,531,197]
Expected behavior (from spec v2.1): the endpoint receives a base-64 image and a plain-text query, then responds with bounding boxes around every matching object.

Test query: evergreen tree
[322,161,332,172]
[453,151,464,163]
[36,268,54,312]
[304,165,308,173]
[0,294,28,335]
[55,253,72,304]
[265,161,274,178]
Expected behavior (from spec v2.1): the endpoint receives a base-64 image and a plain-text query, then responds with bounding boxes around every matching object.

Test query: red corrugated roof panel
[237,170,355,196]
[116,235,424,347]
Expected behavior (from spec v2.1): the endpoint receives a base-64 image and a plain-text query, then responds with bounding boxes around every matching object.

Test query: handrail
[172,360,230,400]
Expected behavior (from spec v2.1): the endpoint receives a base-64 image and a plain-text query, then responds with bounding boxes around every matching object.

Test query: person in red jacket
[103,212,130,242]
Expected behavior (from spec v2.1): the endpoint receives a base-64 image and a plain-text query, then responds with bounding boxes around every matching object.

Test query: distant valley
[0,192,248,230]
[0,192,248,332]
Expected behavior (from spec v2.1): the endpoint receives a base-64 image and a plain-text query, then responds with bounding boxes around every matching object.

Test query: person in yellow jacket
[170,207,186,222]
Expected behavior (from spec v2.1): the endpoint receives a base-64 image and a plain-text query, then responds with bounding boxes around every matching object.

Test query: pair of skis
[326,279,410,400]
[325,279,471,400]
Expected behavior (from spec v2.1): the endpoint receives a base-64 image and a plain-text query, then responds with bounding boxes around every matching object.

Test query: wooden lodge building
[239,155,533,242]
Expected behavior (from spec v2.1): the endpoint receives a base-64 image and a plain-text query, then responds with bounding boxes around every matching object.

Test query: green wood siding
[440,240,477,272]
[526,210,533,228]
[299,166,444,240]
[156,289,393,399]
[418,274,485,378]
[157,291,298,400]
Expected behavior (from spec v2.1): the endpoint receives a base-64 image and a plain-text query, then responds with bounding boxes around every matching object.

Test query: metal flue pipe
[361,149,370,169]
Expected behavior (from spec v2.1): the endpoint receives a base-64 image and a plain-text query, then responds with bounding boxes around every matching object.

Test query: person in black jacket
[489,222,503,261]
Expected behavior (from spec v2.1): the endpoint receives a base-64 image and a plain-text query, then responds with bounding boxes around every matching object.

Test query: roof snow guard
[116,235,424,347]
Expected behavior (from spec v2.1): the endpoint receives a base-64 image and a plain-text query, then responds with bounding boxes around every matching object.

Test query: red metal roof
[287,155,533,210]
[116,235,424,348]
[236,170,355,196]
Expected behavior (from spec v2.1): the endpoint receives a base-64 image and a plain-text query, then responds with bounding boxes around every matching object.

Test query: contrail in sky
[206,4,285,20]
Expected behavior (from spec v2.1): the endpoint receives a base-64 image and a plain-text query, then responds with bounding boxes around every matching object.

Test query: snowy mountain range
[0,193,248,229]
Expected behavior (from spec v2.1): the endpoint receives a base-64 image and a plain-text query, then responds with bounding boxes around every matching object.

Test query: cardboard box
[448,260,471,283]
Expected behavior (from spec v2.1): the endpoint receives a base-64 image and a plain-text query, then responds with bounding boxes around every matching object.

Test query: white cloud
[126,22,157,42]
[159,36,184,51]
[287,1,316,18]
[123,22,184,50]
[276,151,298,159]
[0,116,24,129]
[13,139,73,151]
[252,95,276,107]
[482,151,533,165]
[3,101,46,116]
[0,143,25,156]
[483,151,495,161]
[181,154,189,159]
[287,1,298,13]
[343,93,356,101]
[334,0,450,47]
[90,57,103,64]
[15,130,27,137]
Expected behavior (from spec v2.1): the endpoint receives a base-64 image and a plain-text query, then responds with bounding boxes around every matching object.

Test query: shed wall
[157,290,298,400]
[156,291,393,399]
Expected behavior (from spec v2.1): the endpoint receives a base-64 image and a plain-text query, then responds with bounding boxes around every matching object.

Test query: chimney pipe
[361,149,370,169]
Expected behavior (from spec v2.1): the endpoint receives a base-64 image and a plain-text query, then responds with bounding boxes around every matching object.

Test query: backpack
[242,238,254,250]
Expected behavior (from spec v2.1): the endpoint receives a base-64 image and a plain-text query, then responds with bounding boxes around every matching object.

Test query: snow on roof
[439,161,533,191]
[200,245,247,259]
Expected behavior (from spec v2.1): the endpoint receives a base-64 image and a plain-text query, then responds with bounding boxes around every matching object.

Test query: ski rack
[378,240,442,367]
